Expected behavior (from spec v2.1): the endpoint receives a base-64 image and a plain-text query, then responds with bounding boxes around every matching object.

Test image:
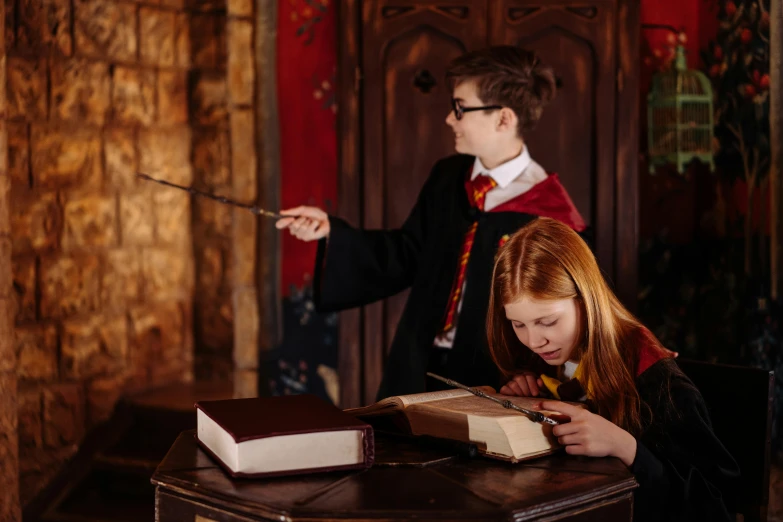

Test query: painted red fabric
[277,0,338,294]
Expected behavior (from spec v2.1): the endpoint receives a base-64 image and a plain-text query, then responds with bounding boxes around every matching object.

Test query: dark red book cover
[195,394,374,478]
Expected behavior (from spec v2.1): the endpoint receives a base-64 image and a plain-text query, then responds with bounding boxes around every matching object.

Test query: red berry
[741,28,753,44]
[714,46,723,60]
[710,64,721,77]
[761,12,770,29]
[745,84,756,98]
[760,74,770,90]
[725,1,737,16]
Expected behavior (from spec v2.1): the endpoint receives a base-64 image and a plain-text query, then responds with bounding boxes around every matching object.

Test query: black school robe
[529,327,740,522]
[313,154,586,400]
[626,328,740,522]
[634,357,740,522]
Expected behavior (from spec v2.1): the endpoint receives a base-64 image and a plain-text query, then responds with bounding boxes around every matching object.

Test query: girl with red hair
[488,217,739,522]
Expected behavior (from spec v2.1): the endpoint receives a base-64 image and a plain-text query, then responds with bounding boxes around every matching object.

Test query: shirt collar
[563,360,579,380]
[471,146,532,189]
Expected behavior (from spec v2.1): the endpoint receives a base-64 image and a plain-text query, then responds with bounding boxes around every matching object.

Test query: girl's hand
[500,371,544,397]
[540,401,638,467]
[275,206,330,241]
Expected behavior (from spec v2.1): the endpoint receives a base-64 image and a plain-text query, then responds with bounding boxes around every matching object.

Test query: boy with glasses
[277,46,586,400]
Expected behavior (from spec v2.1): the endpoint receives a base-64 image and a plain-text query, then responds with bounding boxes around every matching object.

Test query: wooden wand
[426,372,563,425]
[136,172,285,219]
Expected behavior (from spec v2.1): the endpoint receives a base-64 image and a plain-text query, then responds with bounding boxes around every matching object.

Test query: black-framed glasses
[451,98,503,120]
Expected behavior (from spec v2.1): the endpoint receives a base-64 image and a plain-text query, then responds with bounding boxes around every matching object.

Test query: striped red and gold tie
[440,174,497,333]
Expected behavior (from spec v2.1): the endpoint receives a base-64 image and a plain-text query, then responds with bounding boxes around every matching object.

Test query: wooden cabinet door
[338,0,637,406]
[489,0,618,278]
[359,1,488,401]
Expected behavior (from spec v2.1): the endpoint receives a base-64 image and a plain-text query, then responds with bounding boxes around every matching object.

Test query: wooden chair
[677,358,775,522]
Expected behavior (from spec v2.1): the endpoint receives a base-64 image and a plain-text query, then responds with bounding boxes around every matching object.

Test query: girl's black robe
[523,327,740,522]
[313,154,586,400]
[630,328,741,522]
[633,356,741,521]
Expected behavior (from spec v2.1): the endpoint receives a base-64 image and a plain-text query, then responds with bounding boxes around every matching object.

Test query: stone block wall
[226,0,260,397]
[1,0,262,505]
[0,0,21,518]
[2,0,261,506]
[189,0,260,395]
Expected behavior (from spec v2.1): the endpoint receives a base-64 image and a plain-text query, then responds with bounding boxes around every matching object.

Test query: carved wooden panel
[361,0,487,401]
[489,0,618,278]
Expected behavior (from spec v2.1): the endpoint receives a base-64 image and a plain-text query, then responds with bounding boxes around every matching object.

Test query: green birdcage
[647,45,714,174]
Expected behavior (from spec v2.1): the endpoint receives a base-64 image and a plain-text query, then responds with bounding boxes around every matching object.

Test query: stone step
[26,380,235,522]
[92,452,160,477]
[43,466,154,522]
[100,380,235,462]
[128,380,234,412]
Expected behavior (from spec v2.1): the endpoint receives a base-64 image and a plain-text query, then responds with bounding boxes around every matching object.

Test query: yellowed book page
[398,386,496,407]
[343,396,404,416]
[406,394,568,461]
[410,392,578,419]
[403,400,554,461]
[344,386,496,416]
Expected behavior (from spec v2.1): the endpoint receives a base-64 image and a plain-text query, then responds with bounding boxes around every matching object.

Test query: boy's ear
[497,107,518,132]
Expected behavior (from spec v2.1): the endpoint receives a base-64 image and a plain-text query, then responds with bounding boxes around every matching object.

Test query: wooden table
[152,430,637,521]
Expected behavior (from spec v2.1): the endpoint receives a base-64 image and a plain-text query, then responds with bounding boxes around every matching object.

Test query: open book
[346,387,578,463]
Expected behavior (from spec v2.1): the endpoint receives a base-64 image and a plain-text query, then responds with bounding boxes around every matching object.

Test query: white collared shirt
[562,360,588,402]
[563,360,579,380]
[434,146,548,349]
[471,146,548,211]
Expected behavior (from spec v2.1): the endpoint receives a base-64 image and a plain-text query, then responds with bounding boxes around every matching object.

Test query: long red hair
[487,217,659,435]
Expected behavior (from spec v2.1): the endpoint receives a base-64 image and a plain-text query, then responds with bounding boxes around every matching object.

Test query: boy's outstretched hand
[275,206,330,241]
[541,400,638,468]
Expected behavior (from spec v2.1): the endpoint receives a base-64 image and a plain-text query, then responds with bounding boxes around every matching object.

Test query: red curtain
[276,0,338,294]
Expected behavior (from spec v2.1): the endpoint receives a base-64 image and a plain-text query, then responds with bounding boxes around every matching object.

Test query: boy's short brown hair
[445,46,557,135]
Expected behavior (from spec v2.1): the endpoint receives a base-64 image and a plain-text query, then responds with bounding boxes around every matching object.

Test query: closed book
[195,394,374,478]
